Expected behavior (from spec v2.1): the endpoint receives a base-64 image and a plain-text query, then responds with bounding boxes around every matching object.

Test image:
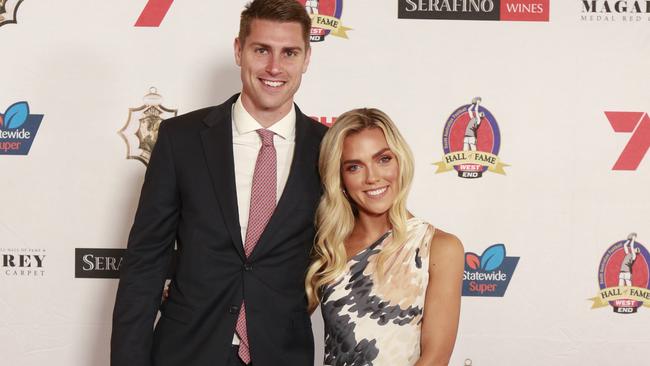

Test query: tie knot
[257,129,275,147]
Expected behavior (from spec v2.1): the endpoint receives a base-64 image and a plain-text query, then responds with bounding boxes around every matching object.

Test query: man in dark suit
[111,1,327,365]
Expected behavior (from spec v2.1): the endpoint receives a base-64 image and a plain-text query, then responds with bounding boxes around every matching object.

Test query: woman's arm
[416,229,464,366]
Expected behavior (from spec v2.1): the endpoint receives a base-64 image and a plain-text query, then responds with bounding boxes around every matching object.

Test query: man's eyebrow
[248,42,270,48]
[282,46,303,52]
[248,42,303,52]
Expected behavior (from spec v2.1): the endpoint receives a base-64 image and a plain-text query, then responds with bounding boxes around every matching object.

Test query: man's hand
[162,280,171,300]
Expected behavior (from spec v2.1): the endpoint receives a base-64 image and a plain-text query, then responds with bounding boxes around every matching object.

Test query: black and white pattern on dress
[321,219,434,366]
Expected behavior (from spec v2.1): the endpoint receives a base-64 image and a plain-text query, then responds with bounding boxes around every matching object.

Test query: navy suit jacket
[111,94,327,366]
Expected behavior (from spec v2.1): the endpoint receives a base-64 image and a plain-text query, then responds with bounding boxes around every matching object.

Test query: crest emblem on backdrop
[434,97,509,179]
[296,0,352,42]
[118,88,178,165]
[0,0,24,27]
[590,233,650,314]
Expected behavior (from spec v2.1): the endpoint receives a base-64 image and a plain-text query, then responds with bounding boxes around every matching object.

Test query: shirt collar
[233,95,296,140]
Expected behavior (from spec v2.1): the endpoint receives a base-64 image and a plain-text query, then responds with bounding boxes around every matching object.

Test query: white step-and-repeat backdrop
[1,1,649,365]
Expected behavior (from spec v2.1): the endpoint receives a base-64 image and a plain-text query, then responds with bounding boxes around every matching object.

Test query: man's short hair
[239,0,312,48]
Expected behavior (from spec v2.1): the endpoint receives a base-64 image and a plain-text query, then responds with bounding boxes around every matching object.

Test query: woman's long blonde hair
[305,108,414,312]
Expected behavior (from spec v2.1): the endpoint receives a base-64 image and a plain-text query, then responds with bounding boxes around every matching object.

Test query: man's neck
[240,94,294,128]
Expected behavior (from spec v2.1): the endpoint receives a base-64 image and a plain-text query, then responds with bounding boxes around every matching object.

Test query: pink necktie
[236,129,277,364]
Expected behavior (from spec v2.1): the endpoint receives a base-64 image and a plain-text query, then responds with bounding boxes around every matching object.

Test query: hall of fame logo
[0,0,24,27]
[434,97,509,179]
[590,233,650,314]
[118,87,177,165]
[297,0,352,42]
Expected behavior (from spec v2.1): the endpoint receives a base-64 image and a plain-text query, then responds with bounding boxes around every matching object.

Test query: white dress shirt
[231,96,296,344]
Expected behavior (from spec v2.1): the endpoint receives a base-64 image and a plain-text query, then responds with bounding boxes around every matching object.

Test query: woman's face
[340,127,399,218]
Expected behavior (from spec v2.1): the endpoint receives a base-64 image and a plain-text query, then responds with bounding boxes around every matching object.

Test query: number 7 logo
[605,111,650,171]
[135,0,174,27]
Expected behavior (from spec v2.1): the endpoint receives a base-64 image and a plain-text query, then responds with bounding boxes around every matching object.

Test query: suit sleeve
[111,121,179,366]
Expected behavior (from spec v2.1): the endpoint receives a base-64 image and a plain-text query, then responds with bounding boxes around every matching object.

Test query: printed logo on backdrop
[0,0,24,27]
[0,102,43,155]
[398,0,550,21]
[605,111,650,171]
[297,0,352,42]
[463,244,519,296]
[434,97,509,179]
[75,248,178,279]
[580,1,650,22]
[311,115,337,127]
[1,248,46,277]
[75,248,125,278]
[118,88,178,165]
[135,0,174,27]
[589,233,650,314]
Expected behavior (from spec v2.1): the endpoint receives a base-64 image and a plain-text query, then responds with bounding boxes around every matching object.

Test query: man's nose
[266,53,281,75]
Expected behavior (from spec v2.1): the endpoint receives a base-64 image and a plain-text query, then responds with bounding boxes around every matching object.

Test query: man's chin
[258,97,292,112]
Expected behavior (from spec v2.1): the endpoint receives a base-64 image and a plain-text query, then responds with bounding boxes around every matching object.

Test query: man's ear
[234,37,243,67]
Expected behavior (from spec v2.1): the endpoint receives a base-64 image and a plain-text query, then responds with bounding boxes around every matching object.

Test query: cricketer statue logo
[434,97,509,179]
[297,0,352,42]
[118,87,178,165]
[590,233,650,314]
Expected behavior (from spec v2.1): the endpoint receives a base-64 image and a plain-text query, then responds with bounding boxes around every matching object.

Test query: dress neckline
[346,217,420,262]
[348,231,391,262]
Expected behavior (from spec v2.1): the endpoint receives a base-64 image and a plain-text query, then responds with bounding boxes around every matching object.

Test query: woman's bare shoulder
[429,228,464,258]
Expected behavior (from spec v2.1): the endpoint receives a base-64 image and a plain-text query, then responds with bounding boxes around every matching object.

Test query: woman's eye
[346,164,359,172]
[379,156,392,164]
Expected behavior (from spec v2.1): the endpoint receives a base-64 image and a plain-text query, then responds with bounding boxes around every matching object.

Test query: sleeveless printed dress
[321,217,435,366]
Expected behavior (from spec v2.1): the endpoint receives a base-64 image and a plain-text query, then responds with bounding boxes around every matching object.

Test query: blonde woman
[306,108,464,366]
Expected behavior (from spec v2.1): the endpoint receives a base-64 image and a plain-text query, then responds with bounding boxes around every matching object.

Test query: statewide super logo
[463,244,519,297]
[434,97,509,178]
[0,0,24,27]
[118,88,177,165]
[297,0,352,42]
[581,1,650,22]
[0,102,43,155]
[399,0,549,22]
[590,233,650,314]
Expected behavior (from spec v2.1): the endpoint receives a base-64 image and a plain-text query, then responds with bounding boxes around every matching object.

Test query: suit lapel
[200,95,245,260]
[249,110,316,261]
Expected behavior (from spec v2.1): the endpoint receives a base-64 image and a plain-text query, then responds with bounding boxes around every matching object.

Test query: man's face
[235,19,311,119]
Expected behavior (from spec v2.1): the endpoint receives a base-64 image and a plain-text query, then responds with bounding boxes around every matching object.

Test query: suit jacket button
[244,263,253,271]
[229,305,240,314]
